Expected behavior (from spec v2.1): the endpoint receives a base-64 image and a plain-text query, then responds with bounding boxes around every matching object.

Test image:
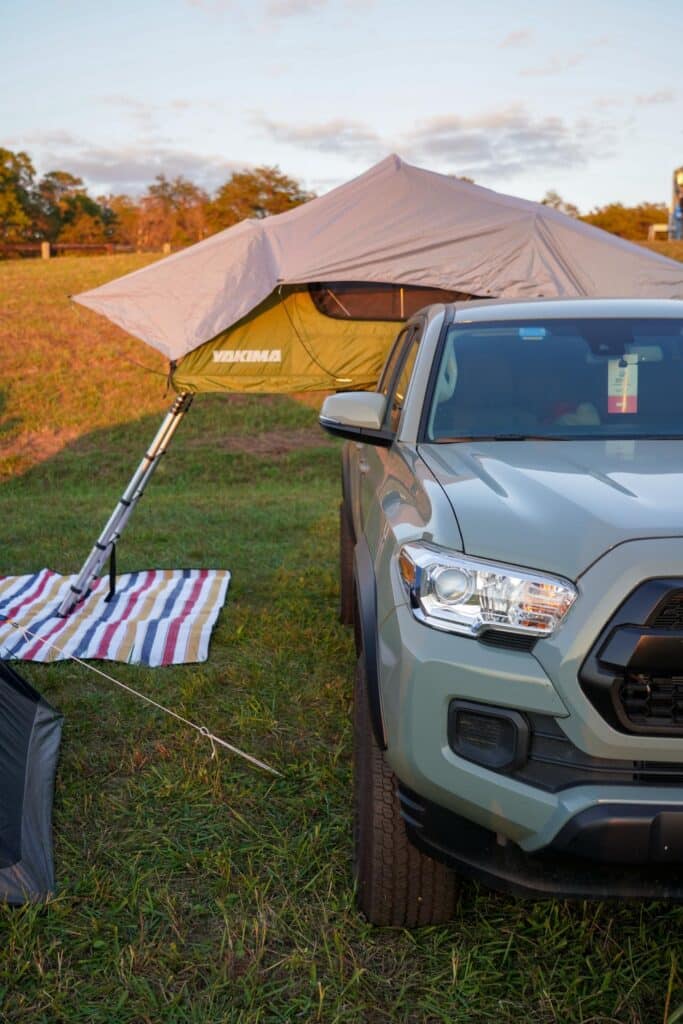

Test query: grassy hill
[0,256,682,1023]
[0,254,168,479]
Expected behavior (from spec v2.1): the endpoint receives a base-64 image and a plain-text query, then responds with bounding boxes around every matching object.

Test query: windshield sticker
[608,355,638,414]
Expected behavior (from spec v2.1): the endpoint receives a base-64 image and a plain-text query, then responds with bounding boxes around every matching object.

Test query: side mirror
[319,392,393,446]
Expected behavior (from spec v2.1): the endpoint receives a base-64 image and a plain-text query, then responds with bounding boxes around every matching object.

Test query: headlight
[398,543,577,639]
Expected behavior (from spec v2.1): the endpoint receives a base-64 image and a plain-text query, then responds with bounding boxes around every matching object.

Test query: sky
[2,0,681,212]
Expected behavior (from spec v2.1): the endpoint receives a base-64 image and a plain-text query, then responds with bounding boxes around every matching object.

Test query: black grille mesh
[651,593,683,630]
[479,630,537,651]
[619,675,683,728]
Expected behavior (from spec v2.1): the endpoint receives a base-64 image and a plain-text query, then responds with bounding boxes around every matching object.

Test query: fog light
[448,700,530,772]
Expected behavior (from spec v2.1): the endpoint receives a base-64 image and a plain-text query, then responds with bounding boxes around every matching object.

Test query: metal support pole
[58,391,194,617]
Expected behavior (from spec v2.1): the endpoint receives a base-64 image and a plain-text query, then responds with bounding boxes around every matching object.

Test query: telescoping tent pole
[57,391,194,617]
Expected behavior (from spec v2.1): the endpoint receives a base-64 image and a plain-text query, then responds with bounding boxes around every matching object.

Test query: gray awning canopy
[74,154,683,363]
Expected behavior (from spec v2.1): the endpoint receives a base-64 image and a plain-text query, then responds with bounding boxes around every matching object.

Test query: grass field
[1,256,683,1023]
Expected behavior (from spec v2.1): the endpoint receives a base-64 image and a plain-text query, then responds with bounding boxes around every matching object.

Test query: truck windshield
[426,318,683,441]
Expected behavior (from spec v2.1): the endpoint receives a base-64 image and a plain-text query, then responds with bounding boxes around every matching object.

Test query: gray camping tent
[74,153,683,395]
[60,154,683,614]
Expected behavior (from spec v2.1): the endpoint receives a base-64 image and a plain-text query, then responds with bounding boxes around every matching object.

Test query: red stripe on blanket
[93,569,157,659]
[161,569,209,665]
[6,570,56,621]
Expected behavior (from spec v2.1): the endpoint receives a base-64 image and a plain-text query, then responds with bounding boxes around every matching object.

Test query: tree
[104,194,140,246]
[35,170,87,241]
[57,202,110,244]
[137,175,208,249]
[207,166,313,231]
[0,148,36,241]
[541,190,580,218]
[580,202,669,241]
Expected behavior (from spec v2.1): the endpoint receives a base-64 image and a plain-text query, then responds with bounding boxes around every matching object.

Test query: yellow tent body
[171,286,400,394]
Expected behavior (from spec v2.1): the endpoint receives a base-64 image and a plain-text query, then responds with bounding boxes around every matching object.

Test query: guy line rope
[0,613,282,778]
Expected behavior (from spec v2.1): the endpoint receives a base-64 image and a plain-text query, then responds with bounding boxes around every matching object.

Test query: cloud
[635,89,676,105]
[184,0,240,10]
[402,109,605,178]
[593,96,624,109]
[18,133,244,195]
[258,106,611,182]
[185,0,325,14]
[22,129,82,150]
[99,94,225,123]
[499,29,531,48]
[520,53,584,76]
[99,95,159,131]
[22,104,611,199]
[257,115,383,157]
[266,0,327,14]
[520,34,610,76]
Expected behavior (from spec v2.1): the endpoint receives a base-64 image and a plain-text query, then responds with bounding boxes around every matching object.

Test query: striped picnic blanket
[0,568,231,666]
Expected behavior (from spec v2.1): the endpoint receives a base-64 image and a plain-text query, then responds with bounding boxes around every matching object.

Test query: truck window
[388,335,420,432]
[426,318,683,441]
[378,328,411,395]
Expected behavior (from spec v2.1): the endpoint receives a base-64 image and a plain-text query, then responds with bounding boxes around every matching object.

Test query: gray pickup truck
[320,297,683,926]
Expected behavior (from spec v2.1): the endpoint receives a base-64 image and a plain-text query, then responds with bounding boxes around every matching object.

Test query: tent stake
[58,391,194,617]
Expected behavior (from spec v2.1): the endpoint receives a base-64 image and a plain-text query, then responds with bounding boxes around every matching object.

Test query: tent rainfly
[59,154,683,614]
[0,661,62,905]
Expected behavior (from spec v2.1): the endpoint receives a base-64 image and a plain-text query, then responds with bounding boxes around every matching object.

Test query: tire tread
[353,661,457,926]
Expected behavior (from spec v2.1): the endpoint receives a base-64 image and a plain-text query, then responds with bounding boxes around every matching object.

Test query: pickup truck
[320,297,683,926]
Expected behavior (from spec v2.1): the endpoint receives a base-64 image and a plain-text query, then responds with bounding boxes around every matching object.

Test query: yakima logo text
[213,349,282,364]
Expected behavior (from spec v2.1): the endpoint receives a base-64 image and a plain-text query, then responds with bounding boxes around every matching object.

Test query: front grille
[619,675,683,730]
[579,579,683,736]
[651,593,683,630]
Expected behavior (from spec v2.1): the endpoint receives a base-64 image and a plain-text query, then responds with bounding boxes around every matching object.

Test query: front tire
[353,659,458,926]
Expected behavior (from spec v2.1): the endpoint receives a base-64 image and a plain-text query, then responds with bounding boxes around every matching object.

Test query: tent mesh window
[308,282,486,322]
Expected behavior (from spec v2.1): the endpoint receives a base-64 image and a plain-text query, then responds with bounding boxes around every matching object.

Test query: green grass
[1,257,683,1023]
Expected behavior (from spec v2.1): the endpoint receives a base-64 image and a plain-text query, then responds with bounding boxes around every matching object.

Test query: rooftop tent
[73,154,683,395]
[0,661,62,904]
[172,282,477,394]
[60,154,683,614]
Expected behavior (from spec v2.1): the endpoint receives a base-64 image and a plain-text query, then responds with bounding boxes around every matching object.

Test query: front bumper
[400,784,683,899]
[378,537,683,884]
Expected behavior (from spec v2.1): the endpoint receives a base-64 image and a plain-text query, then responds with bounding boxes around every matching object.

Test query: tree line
[0,147,671,250]
[0,148,313,249]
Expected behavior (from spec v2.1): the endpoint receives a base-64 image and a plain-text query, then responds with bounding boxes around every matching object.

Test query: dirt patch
[0,427,81,471]
[185,427,334,456]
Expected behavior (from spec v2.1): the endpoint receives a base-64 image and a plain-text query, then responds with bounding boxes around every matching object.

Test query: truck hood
[419,440,683,580]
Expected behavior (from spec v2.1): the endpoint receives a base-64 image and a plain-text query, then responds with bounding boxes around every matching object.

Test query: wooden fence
[0,242,168,260]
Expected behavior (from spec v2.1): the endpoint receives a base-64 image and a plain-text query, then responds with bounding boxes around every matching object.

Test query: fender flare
[353,533,387,750]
